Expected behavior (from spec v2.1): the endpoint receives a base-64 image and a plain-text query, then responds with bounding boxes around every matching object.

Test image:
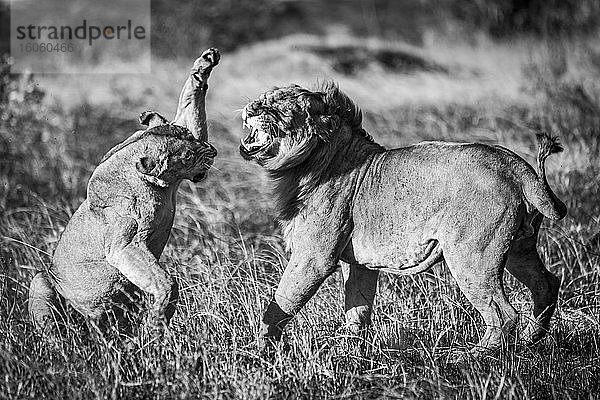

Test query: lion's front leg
[173,48,220,141]
[341,262,378,334]
[259,197,353,346]
[260,255,338,341]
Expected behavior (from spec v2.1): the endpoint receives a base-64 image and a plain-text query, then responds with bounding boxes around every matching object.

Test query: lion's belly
[348,187,447,273]
[345,228,442,274]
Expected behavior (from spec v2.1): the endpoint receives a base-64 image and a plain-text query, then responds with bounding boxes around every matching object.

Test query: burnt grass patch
[299,44,449,75]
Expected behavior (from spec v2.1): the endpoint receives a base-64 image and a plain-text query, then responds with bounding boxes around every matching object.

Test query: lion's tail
[521,133,567,221]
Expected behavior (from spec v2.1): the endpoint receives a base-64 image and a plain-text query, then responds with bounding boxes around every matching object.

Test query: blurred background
[1,1,599,398]
[2,0,598,249]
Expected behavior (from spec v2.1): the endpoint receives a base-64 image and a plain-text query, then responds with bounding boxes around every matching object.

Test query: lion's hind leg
[342,262,378,334]
[444,242,519,358]
[505,232,559,345]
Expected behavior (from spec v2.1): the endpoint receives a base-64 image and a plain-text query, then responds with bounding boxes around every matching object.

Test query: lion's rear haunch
[521,133,567,221]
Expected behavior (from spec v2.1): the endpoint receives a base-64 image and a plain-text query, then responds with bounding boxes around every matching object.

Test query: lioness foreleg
[105,217,178,326]
[107,246,178,326]
[173,48,220,141]
[341,262,378,334]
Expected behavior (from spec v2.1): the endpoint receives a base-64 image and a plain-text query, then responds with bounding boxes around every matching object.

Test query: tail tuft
[529,132,567,220]
[536,132,563,162]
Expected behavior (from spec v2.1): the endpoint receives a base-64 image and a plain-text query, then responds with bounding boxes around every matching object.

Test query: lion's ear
[325,115,340,131]
[310,114,339,141]
[304,93,327,117]
[136,156,169,187]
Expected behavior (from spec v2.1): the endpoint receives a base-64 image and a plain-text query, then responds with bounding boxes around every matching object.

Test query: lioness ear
[139,110,169,128]
[136,156,156,173]
[136,156,169,187]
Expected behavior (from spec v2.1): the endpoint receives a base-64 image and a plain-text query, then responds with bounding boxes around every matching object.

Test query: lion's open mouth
[240,116,273,158]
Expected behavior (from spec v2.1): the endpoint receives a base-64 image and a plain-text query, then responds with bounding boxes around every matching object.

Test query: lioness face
[240,85,327,169]
[164,138,217,183]
[137,132,217,186]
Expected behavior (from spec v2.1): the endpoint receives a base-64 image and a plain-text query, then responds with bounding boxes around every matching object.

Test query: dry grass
[1,32,599,399]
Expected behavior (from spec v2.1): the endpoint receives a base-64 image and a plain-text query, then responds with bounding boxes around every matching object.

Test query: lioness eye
[180,151,194,162]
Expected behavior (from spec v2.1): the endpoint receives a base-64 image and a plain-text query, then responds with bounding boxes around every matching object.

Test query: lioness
[28,48,220,332]
[240,82,567,356]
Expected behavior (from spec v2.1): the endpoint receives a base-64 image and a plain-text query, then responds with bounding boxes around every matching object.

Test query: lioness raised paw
[173,48,220,142]
[191,47,220,84]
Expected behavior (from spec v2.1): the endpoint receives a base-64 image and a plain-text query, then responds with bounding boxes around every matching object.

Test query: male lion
[28,48,220,333]
[240,82,567,356]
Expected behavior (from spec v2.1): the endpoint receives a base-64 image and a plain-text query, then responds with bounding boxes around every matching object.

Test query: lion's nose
[244,102,262,117]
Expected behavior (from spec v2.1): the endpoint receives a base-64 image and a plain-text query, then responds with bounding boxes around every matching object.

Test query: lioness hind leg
[28,271,61,334]
[444,247,518,356]
[506,236,559,345]
[341,262,378,334]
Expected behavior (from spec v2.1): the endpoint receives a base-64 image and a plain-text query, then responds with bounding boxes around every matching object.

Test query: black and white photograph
[0,0,599,398]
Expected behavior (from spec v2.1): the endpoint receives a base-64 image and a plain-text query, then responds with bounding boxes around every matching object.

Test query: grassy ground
[1,27,599,399]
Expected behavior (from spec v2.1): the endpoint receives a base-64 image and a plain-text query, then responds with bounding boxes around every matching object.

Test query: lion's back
[377,141,532,198]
